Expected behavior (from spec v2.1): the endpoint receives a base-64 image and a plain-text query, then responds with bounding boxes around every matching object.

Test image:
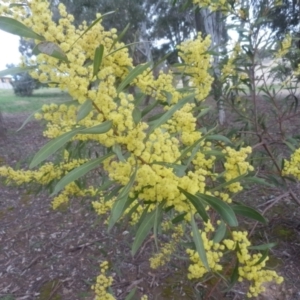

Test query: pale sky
[0,31,20,71]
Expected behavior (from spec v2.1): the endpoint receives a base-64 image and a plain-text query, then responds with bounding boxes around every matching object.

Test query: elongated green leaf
[132,107,141,124]
[232,204,267,224]
[141,100,158,117]
[98,179,114,192]
[106,41,143,57]
[17,107,41,132]
[210,173,247,192]
[202,150,225,157]
[9,3,27,8]
[29,129,81,169]
[190,214,209,270]
[110,195,136,229]
[135,204,150,228]
[132,207,158,256]
[77,99,93,122]
[151,161,186,177]
[196,107,212,118]
[248,242,276,251]
[198,193,238,227]
[33,41,68,62]
[124,287,137,300]
[283,141,296,152]
[51,152,113,196]
[205,134,233,145]
[224,260,239,292]
[112,144,125,162]
[93,45,104,77]
[147,94,194,136]
[171,212,187,224]
[213,220,227,243]
[109,23,130,51]
[71,11,114,47]
[0,66,36,77]
[117,63,151,93]
[108,167,137,230]
[147,112,165,123]
[80,120,112,134]
[178,188,208,222]
[179,138,202,175]
[243,176,275,187]
[105,185,122,201]
[0,16,44,40]
[125,202,140,221]
[133,91,145,106]
[162,90,173,105]
[253,249,269,266]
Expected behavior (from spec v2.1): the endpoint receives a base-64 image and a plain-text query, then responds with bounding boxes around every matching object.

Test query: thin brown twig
[67,237,108,252]
[249,191,289,237]
[289,190,300,206]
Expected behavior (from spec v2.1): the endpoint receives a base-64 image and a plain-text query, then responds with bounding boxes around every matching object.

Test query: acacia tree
[0,1,287,299]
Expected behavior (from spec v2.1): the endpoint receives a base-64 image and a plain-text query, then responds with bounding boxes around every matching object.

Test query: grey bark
[195,8,227,125]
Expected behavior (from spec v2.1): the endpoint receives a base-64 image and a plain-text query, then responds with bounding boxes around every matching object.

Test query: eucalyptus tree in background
[268,0,300,37]
[149,0,196,64]
[195,6,227,124]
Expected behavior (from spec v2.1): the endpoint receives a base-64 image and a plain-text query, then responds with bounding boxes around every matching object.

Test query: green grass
[0,88,72,113]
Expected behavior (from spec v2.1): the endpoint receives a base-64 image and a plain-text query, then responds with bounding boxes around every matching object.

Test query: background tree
[268,0,300,37]
[9,38,40,97]
[6,63,39,97]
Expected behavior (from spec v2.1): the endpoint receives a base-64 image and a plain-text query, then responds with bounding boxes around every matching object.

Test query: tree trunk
[195,8,227,125]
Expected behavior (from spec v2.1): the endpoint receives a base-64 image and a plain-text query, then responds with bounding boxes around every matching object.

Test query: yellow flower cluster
[102,121,209,216]
[275,34,292,59]
[221,43,241,80]
[25,1,131,104]
[187,225,283,298]
[223,146,254,192]
[0,158,86,185]
[153,71,181,104]
[193,0,230,11]
[134,68,182,104]
[92,195,115,216]
[163,103,201,146]
[0,156,95,210]
[51,182,85,209]
[92,261,115,300]
[150,224,184,269]
[177,34,213,101]
[187,221,224,279]
[0,0,27,18]
[224,231,284,298]
[282,148,300,179]
[213,191,232,203]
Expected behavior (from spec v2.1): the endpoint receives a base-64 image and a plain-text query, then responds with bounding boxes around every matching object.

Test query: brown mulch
[0,112,300,300]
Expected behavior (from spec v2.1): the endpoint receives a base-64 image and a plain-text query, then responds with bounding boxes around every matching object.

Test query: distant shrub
[10,72,37,96]
[6,64,40,97]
